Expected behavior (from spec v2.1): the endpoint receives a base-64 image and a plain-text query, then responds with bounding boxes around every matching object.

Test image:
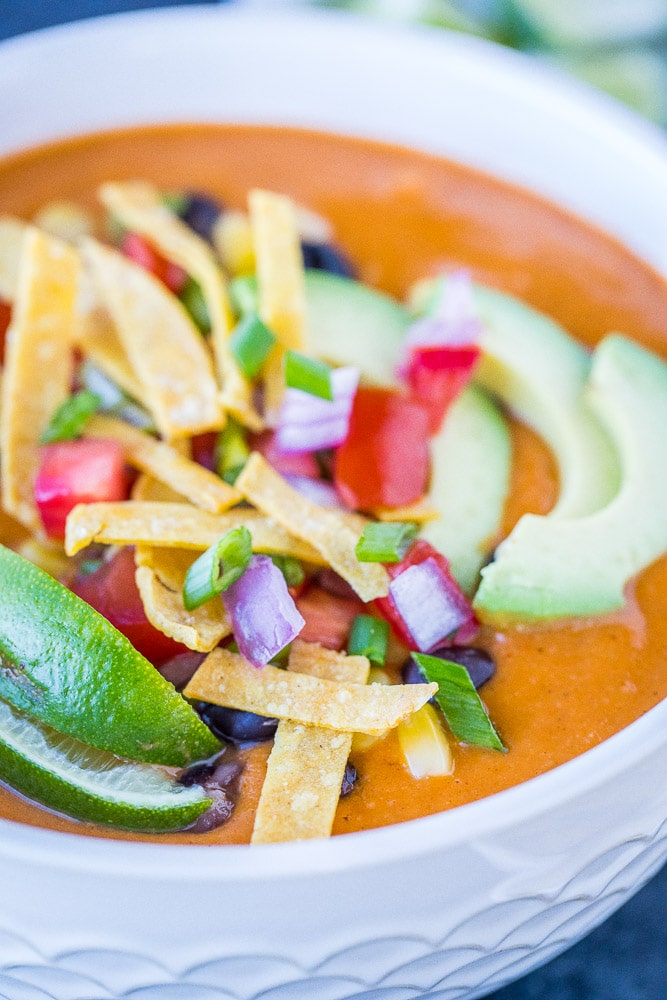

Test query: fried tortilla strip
[0,215,27,302]
[248,189,307,418]
[252,641,370,844]
[82,236,223,440]
[65,501,323,563]
[236,452,389,602]
[84,415,240,514]
[135,547,232,651]
[1,229,79,531]
[132,473,187,504]
[372,499,441,524]
[184,647,437,734]
[77,305,145,401]
[98,181,262,431]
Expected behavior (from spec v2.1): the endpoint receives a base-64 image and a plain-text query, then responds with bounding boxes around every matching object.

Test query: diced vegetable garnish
[412,652,505,751]
[405,345,480,434]
[40,390,102,444]
[183,526,252,610]
[295,584,365,651]
[73,546,187,665]
[355,521,418,563]
[284,349,333,400]
[276,365,359,453]
[397,703,454,778]
[375,540,478,649]
[334,386,430,509]
[229,313,277,379]
[179,277,211,334]
[282,473,346,510]
[270,554,306,588]
[0,299,11,363]
[221,554,305,667]
[348,614,390,666]
[35,438,127,539]
[121,231,187,294]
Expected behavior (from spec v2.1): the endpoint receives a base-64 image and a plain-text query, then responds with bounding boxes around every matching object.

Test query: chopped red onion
[283,473,347,509]
[276,366,359,453]
[399,270,481,377]
[388,557,472,653]
[251,430,320,478]
[222,555,305,667]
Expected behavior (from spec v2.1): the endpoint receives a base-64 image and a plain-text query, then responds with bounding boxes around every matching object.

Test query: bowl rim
[0,3,666,881]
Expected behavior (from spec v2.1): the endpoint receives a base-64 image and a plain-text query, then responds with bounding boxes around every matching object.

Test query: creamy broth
[0,125,665,843]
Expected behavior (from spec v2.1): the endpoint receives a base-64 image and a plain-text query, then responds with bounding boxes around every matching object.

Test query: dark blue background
[0,3,664,998]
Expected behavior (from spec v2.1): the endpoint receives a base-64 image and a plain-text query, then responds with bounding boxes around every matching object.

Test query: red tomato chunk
[0,300,11,364]
[406,345,480,434]
[334,387,430,509]
[35,438,128,539]
[121,231,187,295]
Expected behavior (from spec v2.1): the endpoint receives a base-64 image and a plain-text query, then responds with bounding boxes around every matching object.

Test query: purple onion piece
[389,559,470,653]
[282,474,346,510]
[222,555,305,668]
[398,269,482,377]
[276,366,359,454]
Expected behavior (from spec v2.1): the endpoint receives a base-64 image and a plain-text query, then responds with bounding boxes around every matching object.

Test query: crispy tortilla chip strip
[77,304,145,401]
[98,182,262,431]
[372,499,441,523]
[65,501,323,563]
[82,236,223,440]
[235,452,389,602]
[1,229,79,531]
[132,473,187,504]
[252,641,370,843]
[0,215,27,302]
[248,189,307,418]
[184,647,437,734]
[84,415,240,514]
[134,546,232,651]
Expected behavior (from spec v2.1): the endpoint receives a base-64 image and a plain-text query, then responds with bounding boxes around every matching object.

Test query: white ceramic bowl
[0,7,666,1000]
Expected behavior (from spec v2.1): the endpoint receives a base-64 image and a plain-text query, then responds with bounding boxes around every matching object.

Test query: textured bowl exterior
[0,8,666,999]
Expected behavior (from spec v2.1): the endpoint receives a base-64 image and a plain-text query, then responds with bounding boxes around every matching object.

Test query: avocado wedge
[474,335,667,621]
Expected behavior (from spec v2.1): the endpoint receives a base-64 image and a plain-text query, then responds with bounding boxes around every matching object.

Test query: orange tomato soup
[0,125,665,843]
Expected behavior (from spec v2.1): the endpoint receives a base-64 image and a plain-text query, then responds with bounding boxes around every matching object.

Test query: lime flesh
[0,545,219,766]
[0,698,211,832]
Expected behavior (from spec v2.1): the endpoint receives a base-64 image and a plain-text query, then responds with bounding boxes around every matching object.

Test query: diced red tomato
[406,345,480,434]
[295,584,365,651]
[191,431,218,472]
[375,539,478,647]
[121,232,187,295]
[72,546,187,665]
[334,386,430,509]
[35,438,128,540]
[0,300,11,365]
[250,430,320,479]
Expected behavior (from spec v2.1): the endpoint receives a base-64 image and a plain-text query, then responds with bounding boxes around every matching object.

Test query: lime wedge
[0,698,211,832]
[503,0,667,49]
[0,545,219,766]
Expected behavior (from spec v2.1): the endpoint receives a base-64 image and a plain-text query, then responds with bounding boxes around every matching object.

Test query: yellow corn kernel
[397,703,454,779]
[212,210,255,276]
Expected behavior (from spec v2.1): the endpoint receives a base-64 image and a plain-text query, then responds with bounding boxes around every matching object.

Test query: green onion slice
[355,522,418,563]
[270,555,305,588]
[182,526,252,611]
[180,277,211,335]
[348,614,390,666]
[412,653,505,752]
[284,350,333,400]
[40,390,102,444]
[229,314,276,380]
[216,417,250,485]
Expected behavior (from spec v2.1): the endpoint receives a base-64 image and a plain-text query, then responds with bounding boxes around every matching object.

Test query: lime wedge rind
[0,545,220,766]
[0,697,211,832]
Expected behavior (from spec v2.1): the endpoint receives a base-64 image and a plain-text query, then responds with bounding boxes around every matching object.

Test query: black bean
[301,241,356,278]
[157,652,206,691]
[181,753,245,833]
[178,761,217,787]
[340,762,357,798]
[180,192,224,243]
[195,701,278,744]
[402,647,496,690]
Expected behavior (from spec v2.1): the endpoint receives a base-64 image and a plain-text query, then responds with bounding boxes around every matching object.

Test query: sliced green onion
[182,526,252,611]
[229,313,276,379]
[270,555,305,588]
[216,417,250,485]
[355,522,418,563]
[179,277,210,335]
[284,350,333,401]
[348,614,390,666]
[162,190,189,215]
[412,653,505,751]
[40,390,102,444]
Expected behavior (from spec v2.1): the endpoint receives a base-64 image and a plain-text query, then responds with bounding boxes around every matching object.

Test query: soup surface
[0,125,666,844]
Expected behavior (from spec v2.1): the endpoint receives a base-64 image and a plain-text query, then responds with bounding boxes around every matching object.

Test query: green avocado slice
[229,270,410,386]
[422,386,512,595]
[0,546,220,766]
[474,335,667,621]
